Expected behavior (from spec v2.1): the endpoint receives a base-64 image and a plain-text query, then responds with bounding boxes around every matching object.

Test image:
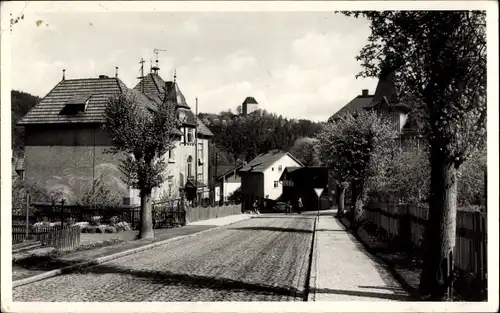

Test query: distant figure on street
[297,197,303,214]
[253,200,260,215]
[285,201,292,214]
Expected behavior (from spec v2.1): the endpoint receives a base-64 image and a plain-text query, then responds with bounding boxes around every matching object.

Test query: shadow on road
[76,263,304,299]
[251,215,315,220]
[230,226,313,234]
[311,287,412,301]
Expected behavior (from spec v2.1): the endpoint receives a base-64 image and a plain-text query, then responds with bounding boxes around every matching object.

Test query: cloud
[181,19,199,35]
[226,50,257,72]
[10,12,376,122]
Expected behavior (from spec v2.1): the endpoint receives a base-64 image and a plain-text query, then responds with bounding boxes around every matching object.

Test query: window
[274,181,279,188]
[278,165,282,171]
[187,129,193,143]
[197,173,203,182]
[272,167,274,171]
[187,156,193,178]
[168,149,175,161]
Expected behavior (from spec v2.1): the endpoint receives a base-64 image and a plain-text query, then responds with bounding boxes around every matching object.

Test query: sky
[8,4,379,122]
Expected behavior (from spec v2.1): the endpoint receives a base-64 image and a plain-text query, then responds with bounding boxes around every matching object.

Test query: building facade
[239,150,303,209]
[18,68,213,206]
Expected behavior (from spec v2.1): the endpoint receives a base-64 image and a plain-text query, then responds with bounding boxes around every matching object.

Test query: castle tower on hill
[242,97,258,115]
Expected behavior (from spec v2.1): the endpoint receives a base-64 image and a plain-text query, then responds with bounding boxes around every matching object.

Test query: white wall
[263,154,302,200]
[126,128,212,204]
[223,181,241,200]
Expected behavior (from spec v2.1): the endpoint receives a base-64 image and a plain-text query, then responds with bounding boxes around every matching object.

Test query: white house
[216,165,243,202]
[239,150,303,209]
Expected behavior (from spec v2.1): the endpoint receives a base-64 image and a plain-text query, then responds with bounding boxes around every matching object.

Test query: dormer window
[60,94,92,115]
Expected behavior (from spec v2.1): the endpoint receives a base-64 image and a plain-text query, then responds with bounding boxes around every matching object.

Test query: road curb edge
[13,214,252,288]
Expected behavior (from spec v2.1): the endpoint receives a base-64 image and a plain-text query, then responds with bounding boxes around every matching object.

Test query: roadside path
[311,212,411,301]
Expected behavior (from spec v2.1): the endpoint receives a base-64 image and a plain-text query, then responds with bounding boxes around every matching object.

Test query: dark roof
[18,77,128,125]
[134,74,213,137]
[242,97,258,104]
[133,73,165,105]
[279,166,329,187]
[216,165,243,180]
[240,150,303,173]
[165,81,190,110]
[331,94,373,120]
[365,75,411,113]
[186,179,207,189]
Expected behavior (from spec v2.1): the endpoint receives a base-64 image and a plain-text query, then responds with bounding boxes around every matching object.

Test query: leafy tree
[317,111,396,225]
[343,11,486,299]
[12,90,40,156]
[290,137,321,166]
[103,92,178,239]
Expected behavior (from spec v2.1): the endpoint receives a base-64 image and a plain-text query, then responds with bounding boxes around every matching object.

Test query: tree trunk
[336,185,346,217]
[419,154,458,300]
[138,188,154,239]
[350,181,364,230]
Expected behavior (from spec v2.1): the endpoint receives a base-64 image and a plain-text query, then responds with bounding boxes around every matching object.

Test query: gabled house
[239,150,303,209]
[330,74,423,152]
[215,165,243,202]
[17,75,150,205]
[18,66,213,206]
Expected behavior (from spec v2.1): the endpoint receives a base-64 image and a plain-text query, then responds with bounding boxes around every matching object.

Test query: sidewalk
[309,213,412,301]
[13,214,251,282]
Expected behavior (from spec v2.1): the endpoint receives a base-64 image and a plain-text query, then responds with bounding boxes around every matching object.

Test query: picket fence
[363,202,487,280]
[12,225,81,251]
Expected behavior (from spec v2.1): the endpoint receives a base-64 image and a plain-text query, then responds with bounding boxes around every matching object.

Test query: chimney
[115,67,119,78]
[99,75,109,79]
[62,69,66,80]
[362,89,369,96]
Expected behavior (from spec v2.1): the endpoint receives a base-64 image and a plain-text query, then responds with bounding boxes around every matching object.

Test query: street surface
[13,214,315,301]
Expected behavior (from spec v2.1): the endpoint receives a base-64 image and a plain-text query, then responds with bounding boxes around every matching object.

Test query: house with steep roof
[239,150,303,209]
[18,65,213,206]
[330,75,423,152]
[132,69,213,202]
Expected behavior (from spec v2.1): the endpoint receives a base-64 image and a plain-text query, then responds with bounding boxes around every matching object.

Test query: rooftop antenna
[62,69,66,80]
[137,58,145,93]
[115,66,119,78]
[152,48,167,74]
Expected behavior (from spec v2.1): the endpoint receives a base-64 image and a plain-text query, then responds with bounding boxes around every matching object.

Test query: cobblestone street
[13,215,315,302]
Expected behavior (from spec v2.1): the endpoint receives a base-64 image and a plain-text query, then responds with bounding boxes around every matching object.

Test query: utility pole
[195,97,199,205]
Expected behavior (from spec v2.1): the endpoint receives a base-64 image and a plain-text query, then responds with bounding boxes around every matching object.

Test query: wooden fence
[21,200,242,231]
[185,204,242,224]
[363,202,487,280]
[12,224,81,251]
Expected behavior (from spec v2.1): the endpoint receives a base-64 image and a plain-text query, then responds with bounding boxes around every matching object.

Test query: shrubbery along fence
[13,199,242,231]
[363,202,487,284]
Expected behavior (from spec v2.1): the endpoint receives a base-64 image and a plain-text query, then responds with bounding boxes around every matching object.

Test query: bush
[104,226,117,233]
[109,216,120,226]
[114,221,131,232]
[85,226,97,233]
[95,225,107,233]
[89,216,102,226]
[66,217,77,226]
